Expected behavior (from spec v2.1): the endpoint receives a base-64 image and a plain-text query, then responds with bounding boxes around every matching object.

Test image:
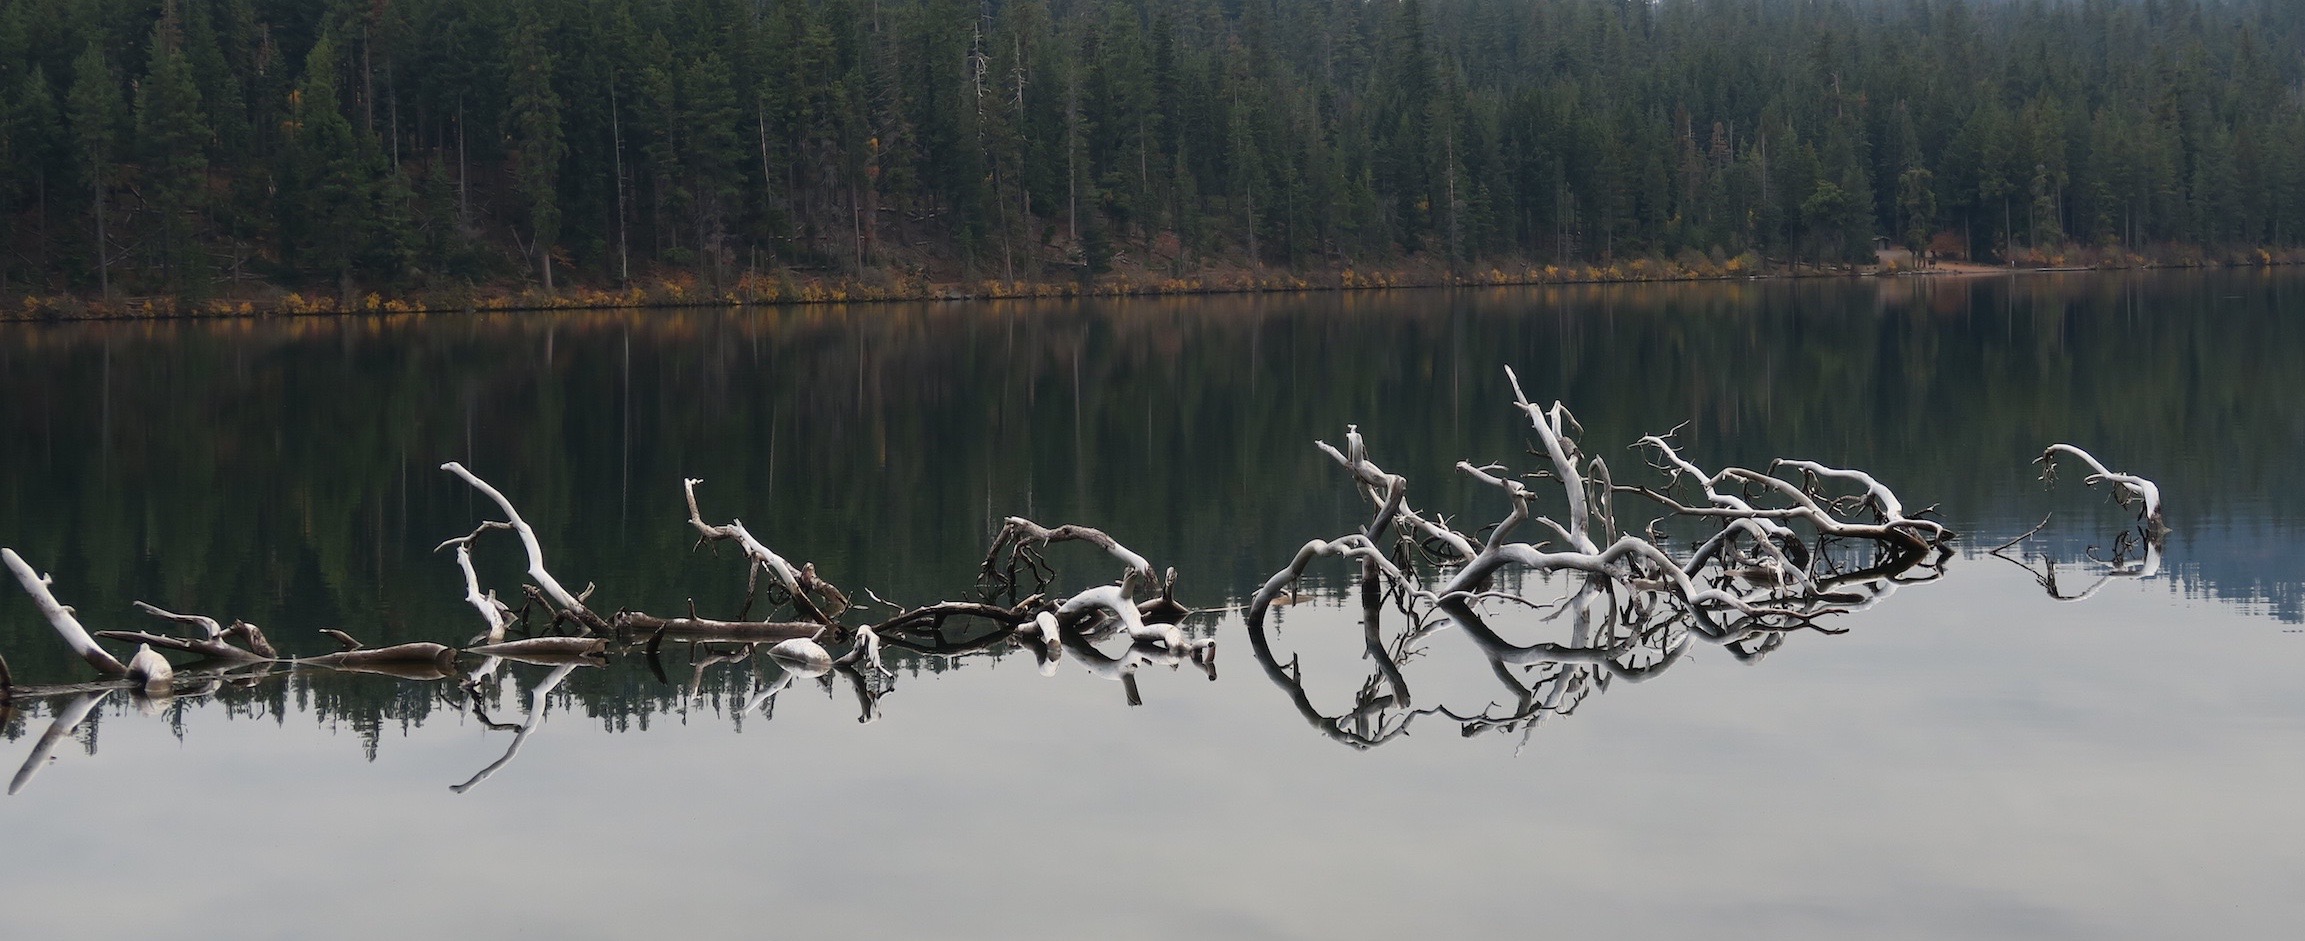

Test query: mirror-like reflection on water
[3,271,2302,939]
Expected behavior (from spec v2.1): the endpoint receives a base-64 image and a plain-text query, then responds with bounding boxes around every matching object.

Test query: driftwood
[610,614,822,644]
[2037,443,2165,533]
[1,549,127,676]
[6,367,2180,767]
[983,516,1158,594]
[465,637,609,662]
[681,478,844,624]
[441,462,607,631]
[1246,371,1962,749]
[301,641,459,671]
[9,691,105,795]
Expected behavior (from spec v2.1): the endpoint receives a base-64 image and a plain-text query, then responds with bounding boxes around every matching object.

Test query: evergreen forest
[2,0,2303,303]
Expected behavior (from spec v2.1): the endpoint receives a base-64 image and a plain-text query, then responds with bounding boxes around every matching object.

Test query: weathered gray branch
[681,477,840,624]
[984,516,1158,588]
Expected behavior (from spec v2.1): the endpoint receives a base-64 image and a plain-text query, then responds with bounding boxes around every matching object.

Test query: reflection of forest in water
[1,271,2299,720]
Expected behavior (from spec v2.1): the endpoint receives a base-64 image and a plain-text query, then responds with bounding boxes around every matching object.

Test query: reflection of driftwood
[1992,519,2162,603]
[453,663,583,793]
[9,691,104,795]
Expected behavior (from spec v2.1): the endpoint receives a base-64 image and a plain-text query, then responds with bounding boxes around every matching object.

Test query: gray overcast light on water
[1,270,2301,939]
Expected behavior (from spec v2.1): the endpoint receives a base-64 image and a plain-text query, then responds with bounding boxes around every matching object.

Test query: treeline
[2,0,2303,301]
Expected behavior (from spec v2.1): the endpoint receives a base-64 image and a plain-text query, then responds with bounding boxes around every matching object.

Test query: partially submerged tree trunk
[1,549,127,676]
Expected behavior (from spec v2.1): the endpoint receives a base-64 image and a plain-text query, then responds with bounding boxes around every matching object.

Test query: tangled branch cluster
[1245,368,1958,748]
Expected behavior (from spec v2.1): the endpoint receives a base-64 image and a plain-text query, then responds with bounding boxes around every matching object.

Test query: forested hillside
[2,0,2302,304]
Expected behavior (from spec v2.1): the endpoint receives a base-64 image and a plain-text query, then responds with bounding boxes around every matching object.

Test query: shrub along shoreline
[5,246,2299,322]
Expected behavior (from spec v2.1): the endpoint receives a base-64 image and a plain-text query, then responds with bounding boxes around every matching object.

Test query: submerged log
[611,613,822,645]
[301,642,459,678]
[465,636,608,659]
[94,630,270,662]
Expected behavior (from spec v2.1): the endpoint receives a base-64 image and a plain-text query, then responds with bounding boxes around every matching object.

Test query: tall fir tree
[137,6,212,294]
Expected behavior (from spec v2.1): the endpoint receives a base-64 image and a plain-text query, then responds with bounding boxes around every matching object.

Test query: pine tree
[137,7,213,294]
[280,28,379,294]
[505,2,565,291]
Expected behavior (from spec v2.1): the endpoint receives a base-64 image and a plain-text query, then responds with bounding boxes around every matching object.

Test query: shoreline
[3,255,2296,323]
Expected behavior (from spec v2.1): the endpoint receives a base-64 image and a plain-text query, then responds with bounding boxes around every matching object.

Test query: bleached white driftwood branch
[2037,444,2165,532]
[437,535,520,644]
[96,602,277,661]
[441,462,604,630]
[2,549,127,677]
[1244,535,1421,630]
[1504,367,1601,554]
[1313,436,1479,562]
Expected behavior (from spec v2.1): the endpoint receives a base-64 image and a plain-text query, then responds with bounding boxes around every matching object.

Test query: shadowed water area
[2,271,2302,939]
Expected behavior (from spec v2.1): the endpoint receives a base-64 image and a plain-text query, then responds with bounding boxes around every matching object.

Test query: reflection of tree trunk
[92,180,108,299]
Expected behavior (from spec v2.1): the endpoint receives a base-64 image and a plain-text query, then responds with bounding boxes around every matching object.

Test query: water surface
[2,271,2301,939]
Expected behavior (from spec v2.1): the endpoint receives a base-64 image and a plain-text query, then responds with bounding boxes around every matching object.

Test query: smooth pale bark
[94,630,266,662]
[2038,443,2165,531]
[441,463,598,627]
[2,549,126,676]
[124,644,173,692]
[1314,437,1479,561]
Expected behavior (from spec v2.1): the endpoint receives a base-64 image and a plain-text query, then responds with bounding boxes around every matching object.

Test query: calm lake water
[2,271,2301,939]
